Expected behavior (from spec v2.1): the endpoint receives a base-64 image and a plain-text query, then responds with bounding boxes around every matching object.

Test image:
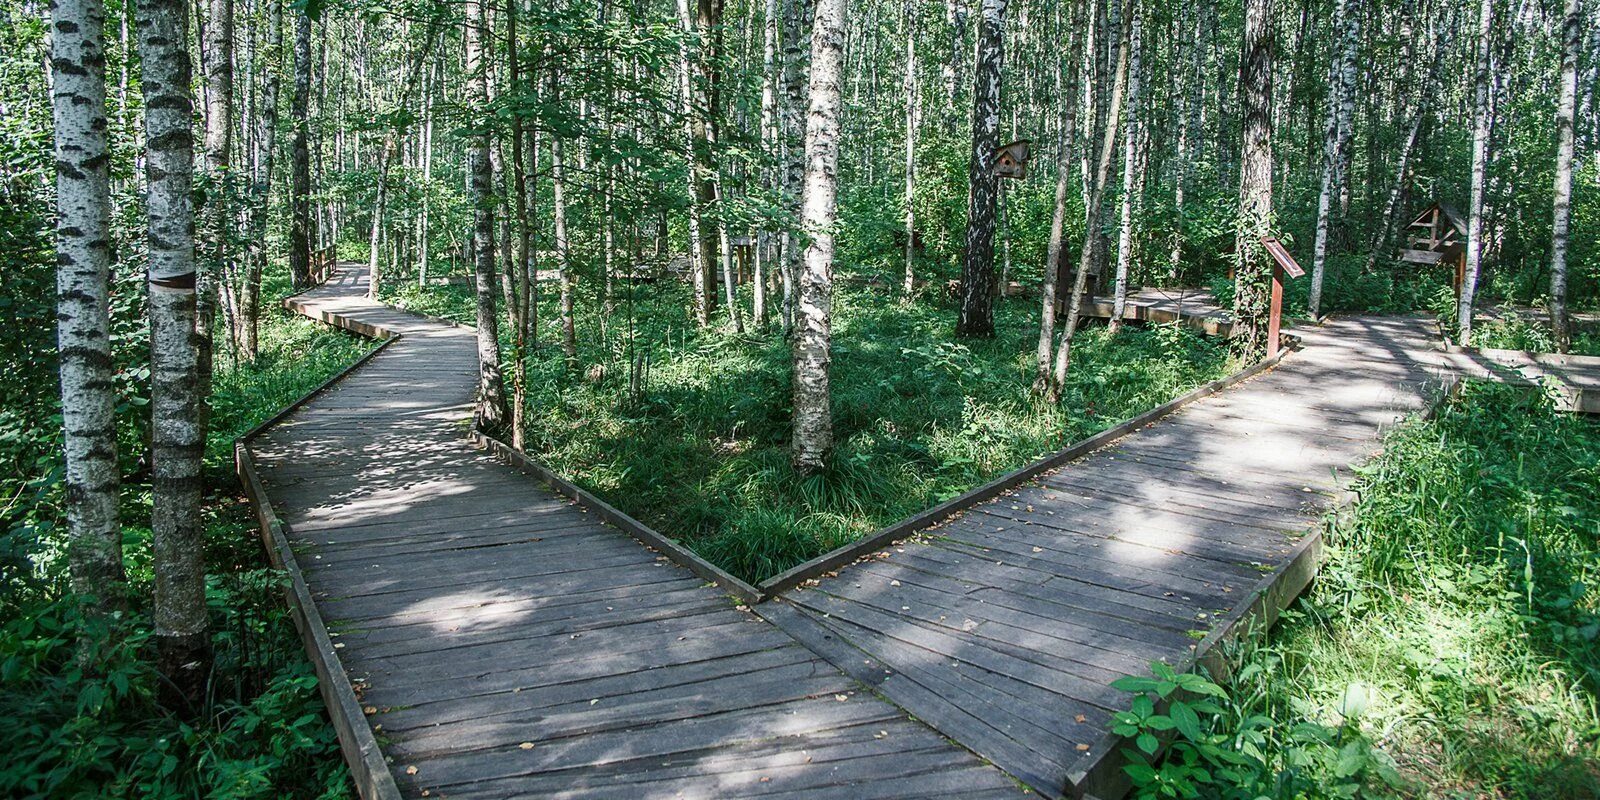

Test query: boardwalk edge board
[228,278,409,800]
[756,336,1301,598]
[235,447,405,800]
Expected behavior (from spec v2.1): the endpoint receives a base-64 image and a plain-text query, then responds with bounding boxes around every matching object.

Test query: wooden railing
[310,245,338,284]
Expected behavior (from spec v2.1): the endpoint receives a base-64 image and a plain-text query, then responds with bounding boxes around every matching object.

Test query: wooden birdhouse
[993,139,1031,179]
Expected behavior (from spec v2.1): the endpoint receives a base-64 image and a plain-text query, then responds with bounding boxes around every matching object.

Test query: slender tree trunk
[677,0,722,326]
[1232,0,1275,359]
[902,0,918,296]
[551,133,577,364]
[1034,0,1083,396]
[198,0,231,392]
[289,9,313,288]
[366,20,437,300]
[508,0,532,446]
[240,1,283,362]
[1457,0,1493,345]
[943,0,966,132]
[956,0,1007,338]
[1109,0,1142,333]
[1052,14,1127,389]
[791,0,844,473]
[51,0,125,636]
[756,0,780,326]
[465,0,509,426]
[1550,0,1578,352]
[779,0,811,331]
[1308,0,1358,318]
[417,54,436,286]
[137,0,211,709]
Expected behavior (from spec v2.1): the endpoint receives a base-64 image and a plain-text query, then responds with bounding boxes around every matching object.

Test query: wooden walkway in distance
[759,315,1456,798]
[248,265,1023,799]
[1077,287,1233,335]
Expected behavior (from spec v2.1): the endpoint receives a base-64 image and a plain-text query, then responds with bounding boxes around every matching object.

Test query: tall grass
[1115,382,1600,798]
[387,277,1233,582]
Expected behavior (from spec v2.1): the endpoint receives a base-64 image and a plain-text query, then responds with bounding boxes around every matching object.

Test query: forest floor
[384,276,1234,582]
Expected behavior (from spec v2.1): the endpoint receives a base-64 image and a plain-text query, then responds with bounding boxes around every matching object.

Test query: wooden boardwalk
[248,266,1023,799]
[250,265,1468,799]
[758,316,1455,798]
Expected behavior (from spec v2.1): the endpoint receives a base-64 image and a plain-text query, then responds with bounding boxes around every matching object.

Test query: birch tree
[136,0,211,707]
[1549,0,1579,352]
[1108,0,1142,333]
[289,9,313,289]
[1050,13,1127,392]
[791,0,844,473]
[1307,0,1359,318]
[465,0,509,427]
[955,0,1007,338]
[240,1,284,361]
[51,0,125,635]
[1456,0,1493,346]
[1035,0,1083,394]
[902,0,918,296]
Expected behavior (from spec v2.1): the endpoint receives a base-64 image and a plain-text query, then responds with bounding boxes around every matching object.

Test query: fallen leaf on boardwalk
[519,742,535,750]
[363,706,377,715]
[835,694,849,702]
[1032,546,1043,553]
[1076,744,1090,752]
[405,766,418,775]
[1075,714,1086,723]
[889,580,901,586]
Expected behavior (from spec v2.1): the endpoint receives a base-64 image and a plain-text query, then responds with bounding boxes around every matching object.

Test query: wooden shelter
[1401,202,1468,289]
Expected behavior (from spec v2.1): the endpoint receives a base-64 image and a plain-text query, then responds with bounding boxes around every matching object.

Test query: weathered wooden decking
[758,315,1455,798]
[248,266,1023,799]
[249,265,1467,799]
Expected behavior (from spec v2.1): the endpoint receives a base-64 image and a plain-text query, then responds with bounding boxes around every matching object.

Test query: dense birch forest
[3,0,1600,794]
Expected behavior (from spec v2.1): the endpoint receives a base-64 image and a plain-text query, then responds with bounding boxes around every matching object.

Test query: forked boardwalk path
[249,266,1023,799]
[249,265,1457,799]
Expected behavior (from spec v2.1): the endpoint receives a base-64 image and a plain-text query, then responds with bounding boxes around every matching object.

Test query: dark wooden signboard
[1261,236,1305,278]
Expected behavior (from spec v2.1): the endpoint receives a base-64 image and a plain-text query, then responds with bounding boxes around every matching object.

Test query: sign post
[1260,237,1305,359]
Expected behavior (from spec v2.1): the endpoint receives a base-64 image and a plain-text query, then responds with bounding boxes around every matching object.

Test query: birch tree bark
[137,0,211,708]
[199,0,232,382]
[1232,0,1275,359]
[955,0,1007,338]
[756,0,780,326]
[1306,0,1357,318]
[1109,0,1142,333]
[1549,0,1578,352]
[1051,16,1126,389]
[1034,0,1083,396]
[465,0,509,427]
[552,134,578,365]
[779,0,812,330]
[240,1,283,361]
[791,0,844,473]
[365,19,438,299]
[289,9,313,289]
[902,0,918,296]
[1457,0,1493,346]
[51,0,125,633]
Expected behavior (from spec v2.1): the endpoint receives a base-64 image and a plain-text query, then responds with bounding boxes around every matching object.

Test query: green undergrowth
[1112,381,1600,799]
[385,274,1233,583]
[1,264,364,798]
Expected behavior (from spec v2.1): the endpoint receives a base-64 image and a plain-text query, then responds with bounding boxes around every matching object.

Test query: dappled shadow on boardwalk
[251,266,1023,799]
[763,314,1457,798]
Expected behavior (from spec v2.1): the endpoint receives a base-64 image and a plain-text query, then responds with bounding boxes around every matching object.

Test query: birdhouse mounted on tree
[993,139,1031,179]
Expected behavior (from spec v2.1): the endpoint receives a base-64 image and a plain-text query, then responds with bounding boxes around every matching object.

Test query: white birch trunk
[1457,0,1493,345]
[51,0,125,629]
[1550,0,1578,352]
[137,0,210,705]
[791,0,844,473]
